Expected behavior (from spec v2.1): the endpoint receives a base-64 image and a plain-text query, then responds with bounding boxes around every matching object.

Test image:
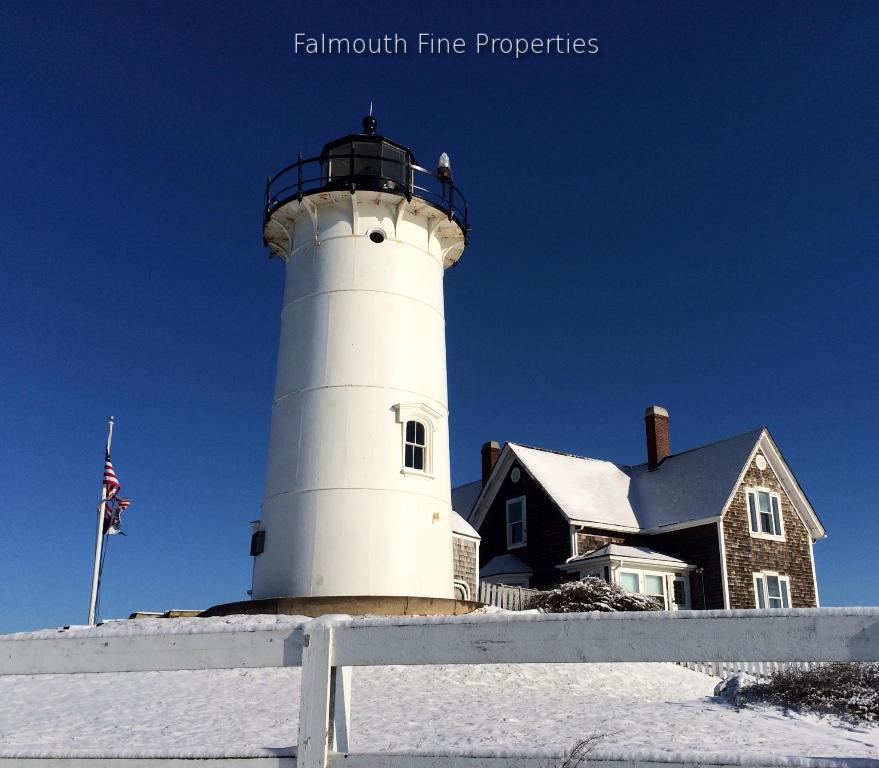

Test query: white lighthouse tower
[251,115,468,603]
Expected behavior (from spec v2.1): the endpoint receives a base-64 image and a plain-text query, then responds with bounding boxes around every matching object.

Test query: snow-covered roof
[503,430,762,532]
[451,510,479,539]
[480,554,532,578]
[510,443,641,529]
[451,479,482,521]
[469,428,825,539]
[565,544,693,567]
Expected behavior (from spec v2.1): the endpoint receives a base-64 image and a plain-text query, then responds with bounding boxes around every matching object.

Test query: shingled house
[452,407,825,610]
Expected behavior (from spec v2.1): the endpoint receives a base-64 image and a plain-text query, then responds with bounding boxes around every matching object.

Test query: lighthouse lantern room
[252,115,469,604]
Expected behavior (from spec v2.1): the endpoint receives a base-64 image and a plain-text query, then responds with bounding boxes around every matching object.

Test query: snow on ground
[1,658,877,762]
[2,613,311,641]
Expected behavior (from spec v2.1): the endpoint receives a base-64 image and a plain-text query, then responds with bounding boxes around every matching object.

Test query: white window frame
[403,419,428,472]
[671,575,690,611]
[505,496,527,550]
[393,403,440,478]
[616,569,669,609]
[753,571,791,609]
[745,487,785,540]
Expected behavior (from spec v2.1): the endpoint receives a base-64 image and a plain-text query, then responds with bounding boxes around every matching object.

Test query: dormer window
[404,420,426,471]
[746,488,784,539]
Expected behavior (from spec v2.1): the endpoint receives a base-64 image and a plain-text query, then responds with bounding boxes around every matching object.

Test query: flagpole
[87,417,114,626]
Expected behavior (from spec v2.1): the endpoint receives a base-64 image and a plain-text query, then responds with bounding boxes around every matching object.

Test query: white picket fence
[478,582,537,610]
[678,659,826,679]
[1,607,878,768]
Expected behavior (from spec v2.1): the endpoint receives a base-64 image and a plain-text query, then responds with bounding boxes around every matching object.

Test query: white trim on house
[615,568,685,610]
[642,516,722,535]
[717,520,731,609]
[745,486,786,541]
[468,444,516,528]
[558,555,694,574]
[719,430,825,541]
[752,570,792,609]
[505,495,527,549]
[809,539,821,608]
[558,545,695,610]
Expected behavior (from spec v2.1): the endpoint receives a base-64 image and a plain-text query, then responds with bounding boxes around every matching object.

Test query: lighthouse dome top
[318,114,419,193]
[263,115,469,244]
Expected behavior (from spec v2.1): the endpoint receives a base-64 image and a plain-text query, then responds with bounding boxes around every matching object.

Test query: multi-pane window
[754,572,791,609]
[619,571,639,593]
[618,571,667,609]
[747,489,783,538]
[404,420,426,471]
[506,497,526,548]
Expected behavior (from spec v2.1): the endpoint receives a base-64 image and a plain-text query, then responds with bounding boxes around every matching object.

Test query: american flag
[103,496,131,535]
[103,453,120,499]
[100,452,131,534]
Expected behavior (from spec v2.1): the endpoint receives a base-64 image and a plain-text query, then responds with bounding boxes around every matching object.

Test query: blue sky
[1,1,877,633]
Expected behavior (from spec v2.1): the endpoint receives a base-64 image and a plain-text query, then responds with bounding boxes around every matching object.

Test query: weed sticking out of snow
[529,577,662,613]
[733,663,879,724]
[561,734,605,767]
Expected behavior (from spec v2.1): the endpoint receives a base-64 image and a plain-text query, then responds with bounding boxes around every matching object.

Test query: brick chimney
[481,441,501,485]
[644,406,670,467]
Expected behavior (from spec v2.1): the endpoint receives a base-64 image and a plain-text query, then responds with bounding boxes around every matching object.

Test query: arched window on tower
[404,420,426,471]
[394,402,440,477]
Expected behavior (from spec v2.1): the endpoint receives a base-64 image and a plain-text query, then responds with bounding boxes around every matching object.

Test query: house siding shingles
[452,535,478,599]
[574,526,724,610]
[722,459,817,609]
[478,462,571,589]
[576,530,626,555]
[644,525,724,610]
[473,446,819,609]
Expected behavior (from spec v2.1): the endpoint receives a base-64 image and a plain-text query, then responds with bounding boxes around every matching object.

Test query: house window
[506,496,526,549]
[404,420,426,471]
[746,488,784,538]
[618,570,667,608]
[754,572,791,609]
[672,578,687,606]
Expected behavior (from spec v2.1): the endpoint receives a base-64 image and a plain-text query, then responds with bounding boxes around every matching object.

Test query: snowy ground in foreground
[0,659,877,762]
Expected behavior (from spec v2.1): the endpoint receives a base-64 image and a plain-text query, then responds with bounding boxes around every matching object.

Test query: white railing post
[331,666,352,753]
[298,622,334,768]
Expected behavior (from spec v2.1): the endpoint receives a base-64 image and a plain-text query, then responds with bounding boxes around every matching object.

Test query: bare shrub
[560,734,604,767]
[734,663,879,723]
[529,577,662,613]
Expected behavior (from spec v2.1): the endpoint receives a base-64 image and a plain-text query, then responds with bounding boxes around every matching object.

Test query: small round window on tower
[368,229,386,244]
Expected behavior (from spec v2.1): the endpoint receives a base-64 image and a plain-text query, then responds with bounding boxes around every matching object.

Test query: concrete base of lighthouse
[201,595,483,618]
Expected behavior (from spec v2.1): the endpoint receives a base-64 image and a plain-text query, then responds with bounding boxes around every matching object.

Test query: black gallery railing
[263,152,469,237]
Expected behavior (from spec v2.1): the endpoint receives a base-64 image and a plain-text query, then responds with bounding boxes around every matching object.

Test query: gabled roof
[451,480,482,521]
[480,553,533,579]
[466,428,825,540]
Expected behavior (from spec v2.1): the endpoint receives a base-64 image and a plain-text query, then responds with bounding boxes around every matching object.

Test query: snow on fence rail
[477,582,537,611]
[1,607,878,768]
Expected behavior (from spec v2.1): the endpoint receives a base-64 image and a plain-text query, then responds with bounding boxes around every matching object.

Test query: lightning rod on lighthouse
[252,115,469,603]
